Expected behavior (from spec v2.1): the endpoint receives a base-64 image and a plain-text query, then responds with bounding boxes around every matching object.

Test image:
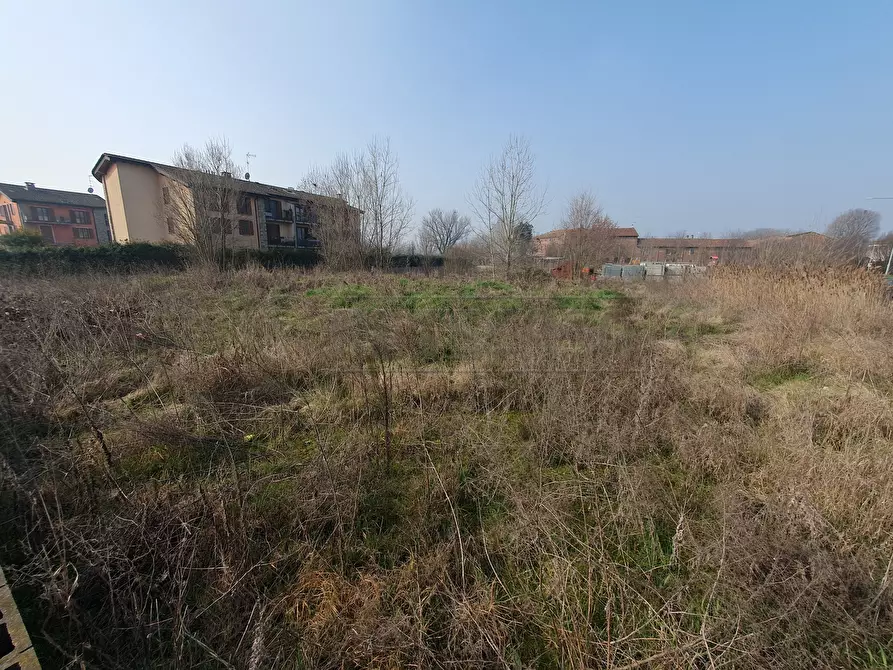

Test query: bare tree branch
[556,190,617,274]
[826,208,881,265]
[419,208,471,255]
[166,138,243,268]
[301,137,413,269]
[300,156,365,270]
[360,137,414,268]
[469,135,545,274]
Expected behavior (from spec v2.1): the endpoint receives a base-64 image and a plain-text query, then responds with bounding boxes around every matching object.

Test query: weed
[1,267,891,668]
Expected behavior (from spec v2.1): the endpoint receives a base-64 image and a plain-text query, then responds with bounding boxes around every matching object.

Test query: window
[238,219,253,236]
[163,187,170,205]
[237,195,252,215]
[167,217,176,234]
[72,210,89,224]
[73,227,94,240]
[264,198,282,219]
[211,217,228,234]
[39,225,54,243]
[32,206,52,222]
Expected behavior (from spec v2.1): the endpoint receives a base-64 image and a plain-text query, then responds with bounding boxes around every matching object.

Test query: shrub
[0,242,188,274]
[2,268,892,668]
[0,228,45,249]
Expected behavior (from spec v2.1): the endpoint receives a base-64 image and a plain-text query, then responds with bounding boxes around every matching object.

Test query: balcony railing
[22,215,88,224]
[268,238,321,249]
[264,210,318,224]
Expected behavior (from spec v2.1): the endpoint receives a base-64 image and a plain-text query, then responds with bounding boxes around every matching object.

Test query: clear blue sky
[4,0,893,237]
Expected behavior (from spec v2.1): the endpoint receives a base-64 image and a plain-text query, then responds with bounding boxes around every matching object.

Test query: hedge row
[0,243,189,273]
[0,243,449,274]
[0,243,325,274]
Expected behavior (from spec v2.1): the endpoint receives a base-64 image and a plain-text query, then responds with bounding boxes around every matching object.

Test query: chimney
[221,171,232,178]
[25,182,36,190]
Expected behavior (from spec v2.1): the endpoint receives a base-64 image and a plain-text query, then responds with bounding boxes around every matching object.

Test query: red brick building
[0,182,110,246]
[534,226,761,265]
[636,237,755,264]
[533,227,640,262]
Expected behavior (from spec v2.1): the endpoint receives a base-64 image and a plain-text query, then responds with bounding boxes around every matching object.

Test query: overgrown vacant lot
[2,267,892,669]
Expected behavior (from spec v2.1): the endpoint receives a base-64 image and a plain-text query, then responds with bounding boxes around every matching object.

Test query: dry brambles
[1,265,892,669]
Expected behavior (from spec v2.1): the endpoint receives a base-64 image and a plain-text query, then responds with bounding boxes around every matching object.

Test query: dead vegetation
[1,266,892,668]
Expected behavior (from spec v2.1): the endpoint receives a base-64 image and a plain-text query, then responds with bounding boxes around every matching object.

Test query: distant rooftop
[535,226,639,239]
[638,238,754,248]
[91,152,354,207]
[0,182,105,208]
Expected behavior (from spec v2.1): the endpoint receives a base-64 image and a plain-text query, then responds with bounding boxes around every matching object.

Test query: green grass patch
[749,360,813,389]
[552,289,618,311]
[305,284,373,308]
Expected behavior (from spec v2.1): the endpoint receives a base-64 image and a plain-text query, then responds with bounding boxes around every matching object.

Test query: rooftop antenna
[87,174,95,194]
[245,152,256,180]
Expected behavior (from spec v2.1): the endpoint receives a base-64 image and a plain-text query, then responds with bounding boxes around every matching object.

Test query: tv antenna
[245,152,256,180]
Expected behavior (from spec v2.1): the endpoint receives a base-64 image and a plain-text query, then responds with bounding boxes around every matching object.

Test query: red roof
[638,238,754,249]
[535,227,639,240]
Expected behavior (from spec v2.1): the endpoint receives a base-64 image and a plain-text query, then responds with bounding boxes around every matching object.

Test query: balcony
[22,215,86,224]
[263,209,318,224]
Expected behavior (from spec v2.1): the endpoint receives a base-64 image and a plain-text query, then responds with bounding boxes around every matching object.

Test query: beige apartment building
[91,153,360,251]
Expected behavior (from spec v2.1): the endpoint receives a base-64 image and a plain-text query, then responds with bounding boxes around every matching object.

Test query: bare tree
[557,190,617,275]
[419,208,471,255]
[303,137,413,269]
[751,234,832,267]
[416,227,436,257]
[826,209,881,265]
[301,156,365,270]
[470,135,546,275]
[729,227,789,239]
[166,138,243,267]
[360,137,414,269]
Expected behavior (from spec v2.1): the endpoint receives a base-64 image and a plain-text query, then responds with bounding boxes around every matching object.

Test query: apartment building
[0,182,110,245]
[91,153,361,250]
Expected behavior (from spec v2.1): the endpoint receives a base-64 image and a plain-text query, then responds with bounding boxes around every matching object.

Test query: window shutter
[70,209,76,223]
[31,206,38,220]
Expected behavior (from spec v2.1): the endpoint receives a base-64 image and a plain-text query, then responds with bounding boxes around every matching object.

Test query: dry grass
[1,266,892,668]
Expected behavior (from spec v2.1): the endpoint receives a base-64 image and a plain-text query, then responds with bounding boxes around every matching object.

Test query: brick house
[0,182,110,246]
[636,237,755,264]
[533,227,640,262]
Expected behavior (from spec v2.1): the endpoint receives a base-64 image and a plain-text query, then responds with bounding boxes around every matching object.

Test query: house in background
[533,227,640,263]
[636,237,755,264]
[0,182,110,245]
[91,153,361,250]
[534,226,759,266]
